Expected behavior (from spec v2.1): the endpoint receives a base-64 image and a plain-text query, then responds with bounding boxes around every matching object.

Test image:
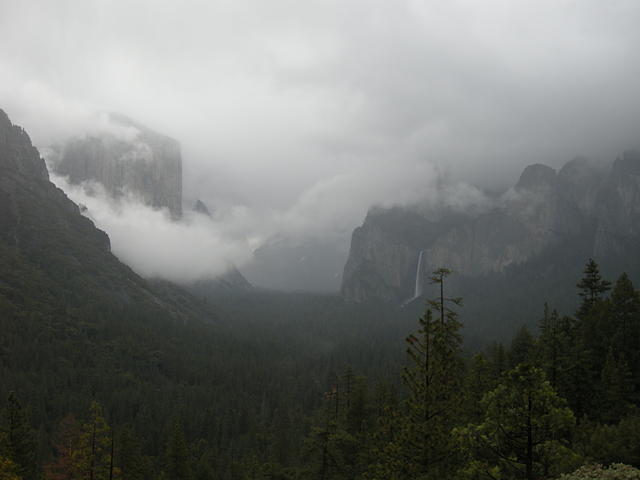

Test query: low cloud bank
[6,0,640,289]
[49,172,257,284]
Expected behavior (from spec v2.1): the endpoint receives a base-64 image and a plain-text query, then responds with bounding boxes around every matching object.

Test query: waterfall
[401,250,425,307]
[413,250,424,298]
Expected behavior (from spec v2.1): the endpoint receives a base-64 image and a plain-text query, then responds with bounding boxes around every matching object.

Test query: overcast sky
[1,0,640,290]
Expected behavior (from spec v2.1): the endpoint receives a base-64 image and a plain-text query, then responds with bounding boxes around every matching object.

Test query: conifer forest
[2,2,640,479]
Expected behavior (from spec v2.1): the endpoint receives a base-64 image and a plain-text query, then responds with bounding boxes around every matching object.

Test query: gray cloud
[2,0,640,290]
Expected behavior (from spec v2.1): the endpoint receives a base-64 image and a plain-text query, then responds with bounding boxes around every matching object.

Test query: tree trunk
[526,391,533,480]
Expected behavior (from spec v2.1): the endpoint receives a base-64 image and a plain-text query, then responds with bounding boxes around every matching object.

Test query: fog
[2,0,640,290]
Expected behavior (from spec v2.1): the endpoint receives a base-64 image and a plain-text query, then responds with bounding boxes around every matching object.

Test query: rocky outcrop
[341,154,640,305]
[193,199,212,217]
[50,113,183,218]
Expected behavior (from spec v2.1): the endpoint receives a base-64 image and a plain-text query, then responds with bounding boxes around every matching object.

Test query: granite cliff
[44,114,252,290]
[49,113,183,218]
[342,153,640,307]
[0,108,209,321]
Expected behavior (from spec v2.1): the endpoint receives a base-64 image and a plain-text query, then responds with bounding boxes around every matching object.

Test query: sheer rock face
[0,109,111,253]
[557,157,603,216]
[594,151,640,263]
[0,108,212,321]
[341,154,640,305]
[51,114,183,218]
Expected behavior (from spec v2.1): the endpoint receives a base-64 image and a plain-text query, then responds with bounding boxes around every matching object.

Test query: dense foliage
[2,258,640,479]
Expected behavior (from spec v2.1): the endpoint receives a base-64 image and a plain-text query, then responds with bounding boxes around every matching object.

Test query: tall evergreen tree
[538,304,560,388]
[362,385,402,480]
[0,393,37,480]
[77,402,113,480]
[598,348,633,424]
[576,258,611,319]
[304,369,371,480]
[610,273,640,378]
[457,364,577,480]
[486,342,507,380]
[563,334,595,420]
[537,305,575,399]
[117,426,147,480]
[164,418,191,480]
[379,268,464,479]
[43,415,82,480]
[572,259,613,418]
[508,325,535,368]
[462,354,494,423]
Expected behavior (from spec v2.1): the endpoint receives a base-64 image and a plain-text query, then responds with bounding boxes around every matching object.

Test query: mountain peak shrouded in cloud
[49,112,183,218]
[2,0,640,290]
[341,154,640,308]
[515,164,557,191]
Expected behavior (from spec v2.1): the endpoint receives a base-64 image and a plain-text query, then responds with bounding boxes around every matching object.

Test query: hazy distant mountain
[243,237,348,293]
[342,154,640,310]
[48,113,183,218]
[187,266,253,301]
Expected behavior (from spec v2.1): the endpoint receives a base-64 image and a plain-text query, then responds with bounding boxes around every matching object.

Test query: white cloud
[49,172,257,284]
[3,0,640,289]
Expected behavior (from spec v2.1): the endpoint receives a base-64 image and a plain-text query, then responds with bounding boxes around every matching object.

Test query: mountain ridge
[341,152,640,307]
[48,112,183,218]
[0,108,211,323]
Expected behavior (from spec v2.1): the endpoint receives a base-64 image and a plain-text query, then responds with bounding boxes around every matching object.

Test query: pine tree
[563,333,594,420]
[304,370,370,480]
[463,354,494,423]
[164,418,191,480]
[598,348,633,424]
[457,364,576,480]
[345,375,369,436]
[571,260,613,419]
[362,385,403,480]
[117,426,147,480]
[77,402,113,480]
[388,268,464,479]
[43,415,82,480]
[0,392,37,480]
[609,273,640,379]
[486,342,507,379]
[537,305,575,395]
[538,304,559,387]
[576,258,611,319]
[508,325,535,368]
